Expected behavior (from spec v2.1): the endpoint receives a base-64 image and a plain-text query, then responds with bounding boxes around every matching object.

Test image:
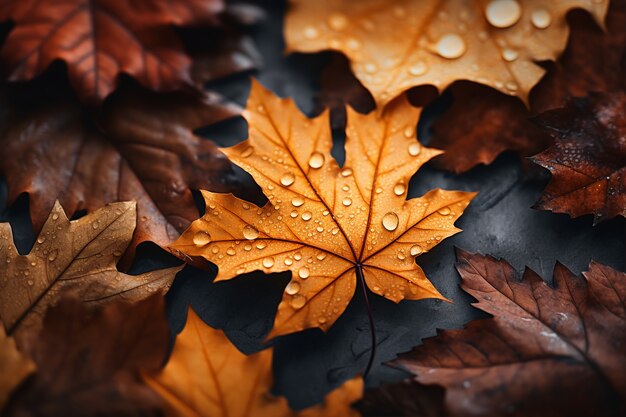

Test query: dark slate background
[1,0,624,410]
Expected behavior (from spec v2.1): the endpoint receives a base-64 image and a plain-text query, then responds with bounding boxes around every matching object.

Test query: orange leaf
[143,308,362,417]
[170,80,475,338]
[284,0,608,106]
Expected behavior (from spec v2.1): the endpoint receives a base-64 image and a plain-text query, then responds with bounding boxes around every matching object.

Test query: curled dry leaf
[430,0,626,173]
[5,295,170,417]
[394,249,626,417]
[170,80,475,338]
[143,307,362,417]
[532,92,626,223]
[0,201,181,344]
[285,0,607,107]
[0,324,34,410]
[0,76,241,263]
[0,0,224,103]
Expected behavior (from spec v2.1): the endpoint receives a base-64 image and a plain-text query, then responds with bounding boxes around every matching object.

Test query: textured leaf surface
[0,324,34,410]
[285,0,607,106]
[395,249,626,416]
[0,0,224,102]
[0,201,180,343]
[532,92,626,223]
[144,308,362,417]
[170,80,475,338]
[5,295,169,417]
[0,77,240,261]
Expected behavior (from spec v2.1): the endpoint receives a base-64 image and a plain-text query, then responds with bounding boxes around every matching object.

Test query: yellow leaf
[0,201,181,343]
[170,80,475,338]
[0,323,34,409]
[284,0,608,106]
[143,308,362,417]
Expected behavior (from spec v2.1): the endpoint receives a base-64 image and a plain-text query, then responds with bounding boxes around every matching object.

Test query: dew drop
[242,225,259,240]
[485,0,521,28]
[394,183,406,196]
[342,185,350,192]
[52,213,59,221]
[308,152,325,169]
[244,244,252,251]
[193,231,212,246]
[37,236,46,244]
[410,244,423,256]
[113,250,122,257]
[285,281,301,295]
[27,280,34,286]
[375,187,383,194]
[397,252,406,260]
[341,168,353,177]
[301,211,312,221]
[316,253,327,260]
[281,172,295,186]
[328,13,348,30]
[438,207,451,215]
[436,33,466,59]
[48,250,58,262]
[291,295,306,309]
[294,252,302,261]
[226,247,236,256]
[318,317,327,324]
[342,198,352,207]
[408,143,421,156]
[290,210,298,218]
[531,8,551,29]
[316,226,324,233]
[382,212,399,231]
[403,127,414,138]
[298,267,310,279]
[241,146,254,158]
[262,257,275,268]
[408,62,427,76]
[92,221,100,230]
[502,48,518,61]
[303,25,319,39]
[284,258,293,266]
[365,63,378,74]
[291,198,304,207]
[256,242,267,250]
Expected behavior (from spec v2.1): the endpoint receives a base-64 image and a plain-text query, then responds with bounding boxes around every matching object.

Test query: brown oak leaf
[0,0,225,103]
[169,80,475,338]
[285,0,607,107]
[143,307,362,417]
[0,74,241,262]
[532,92,626,223]
[430,0,626,173]
[4,295,170,417]
[0,201,180,344]
[394,248,626,417]
[0,324,34,411]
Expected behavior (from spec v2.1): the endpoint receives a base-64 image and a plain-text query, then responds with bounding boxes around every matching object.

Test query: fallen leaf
[285,0,607,106]
[0,74,241,262]
[357,379,445,417]
[143,307,362,417]
[0,201,181,343]
[394,248,626,416]
[430,1,626,173]
[0,324,34,411]
[532,92,626,223]
[170,80,475,338]
[5,295,169,417]
[0,0,225,103]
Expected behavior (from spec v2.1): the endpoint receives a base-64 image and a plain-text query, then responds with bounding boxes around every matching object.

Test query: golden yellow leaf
[170,80,475,338]
[0,201,181,343]
[0,323,35,410]
[143,308,362,417]
[284,0,608,106]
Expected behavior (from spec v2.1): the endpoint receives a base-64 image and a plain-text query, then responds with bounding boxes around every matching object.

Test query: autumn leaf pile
[0,0,625,416]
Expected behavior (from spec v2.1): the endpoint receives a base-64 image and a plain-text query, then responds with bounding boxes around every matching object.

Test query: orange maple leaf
[170,80,476,339]
[284,0,608,106]
[143,308,362,417]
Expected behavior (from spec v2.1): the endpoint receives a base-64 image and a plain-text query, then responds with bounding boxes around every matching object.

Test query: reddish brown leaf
[357,380,445,417]
[0,0,225,103]
[4,295,170,417]
[532,92,626,223]
[430,1,626,173]
[394,249,626,417]
[0,74,241,263]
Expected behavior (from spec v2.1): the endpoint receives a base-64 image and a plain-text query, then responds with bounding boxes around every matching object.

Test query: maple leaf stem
[355,263,376,379]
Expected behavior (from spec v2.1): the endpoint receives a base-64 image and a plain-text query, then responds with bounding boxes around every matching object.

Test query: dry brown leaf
[0,324,34,411]
[143,307,362,417]
[0,201,181,344]
[285,0,607,106]
[5,295,170,417]
[170,80,475,338]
